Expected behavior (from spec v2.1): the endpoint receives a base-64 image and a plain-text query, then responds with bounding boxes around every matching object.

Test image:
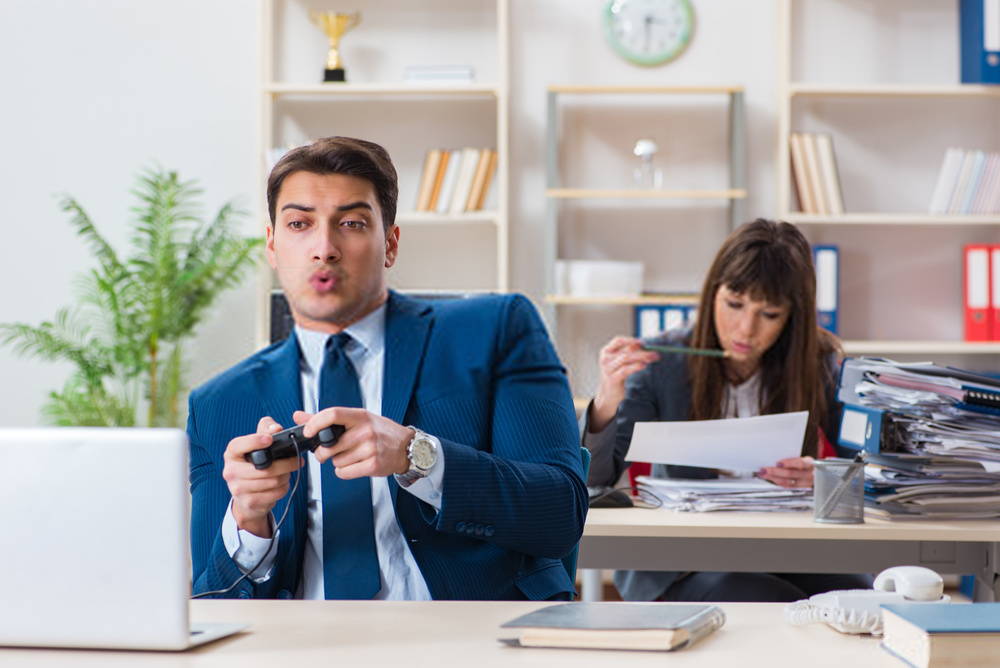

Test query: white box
[563,260,643,297]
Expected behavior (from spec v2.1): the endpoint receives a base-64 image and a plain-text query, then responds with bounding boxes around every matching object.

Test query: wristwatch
[397,427,439,487]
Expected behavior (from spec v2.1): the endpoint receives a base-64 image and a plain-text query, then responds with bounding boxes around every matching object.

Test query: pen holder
[813,458,865,524]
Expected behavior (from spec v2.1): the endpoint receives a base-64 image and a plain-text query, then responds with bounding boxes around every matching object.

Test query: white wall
[0,0,259,426]
[0,0,993,426]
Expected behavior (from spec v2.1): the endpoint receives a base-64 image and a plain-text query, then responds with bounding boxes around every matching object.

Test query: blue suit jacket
[188,291,587,600]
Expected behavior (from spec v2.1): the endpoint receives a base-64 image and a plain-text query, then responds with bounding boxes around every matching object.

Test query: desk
[580,507,1000,601]
[0,600,900,667]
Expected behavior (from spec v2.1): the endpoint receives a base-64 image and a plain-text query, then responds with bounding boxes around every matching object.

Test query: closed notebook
[881,602,1000,668]
[499,602,724,651]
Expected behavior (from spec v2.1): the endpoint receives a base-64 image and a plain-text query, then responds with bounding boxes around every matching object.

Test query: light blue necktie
[319,332,380,599]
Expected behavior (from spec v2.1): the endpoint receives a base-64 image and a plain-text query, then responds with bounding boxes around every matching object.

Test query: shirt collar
[294,303,387,375]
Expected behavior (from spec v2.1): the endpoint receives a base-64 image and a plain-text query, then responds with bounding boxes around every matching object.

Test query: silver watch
[397,427,439,487]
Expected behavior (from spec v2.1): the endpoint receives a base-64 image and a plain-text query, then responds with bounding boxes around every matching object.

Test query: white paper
[626,411,809,472]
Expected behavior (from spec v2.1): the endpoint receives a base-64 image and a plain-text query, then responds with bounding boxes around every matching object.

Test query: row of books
[929,149,1000,214]
[788,132,844,215]
[837,357,1000,520]
[964,244,1000,341]
[414,147,498,214]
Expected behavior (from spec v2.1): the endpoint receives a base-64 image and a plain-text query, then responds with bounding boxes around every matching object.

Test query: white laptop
[0,427,246,650]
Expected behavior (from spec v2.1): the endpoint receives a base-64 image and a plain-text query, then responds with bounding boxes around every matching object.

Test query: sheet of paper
[626,411,809,472]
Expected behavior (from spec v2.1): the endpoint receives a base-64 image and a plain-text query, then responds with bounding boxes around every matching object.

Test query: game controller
[244,424,344,470]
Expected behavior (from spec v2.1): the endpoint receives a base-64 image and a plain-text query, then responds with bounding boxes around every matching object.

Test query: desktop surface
[0,600,898,667]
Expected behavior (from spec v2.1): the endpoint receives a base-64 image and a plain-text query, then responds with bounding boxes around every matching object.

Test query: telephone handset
[785,566,951,635]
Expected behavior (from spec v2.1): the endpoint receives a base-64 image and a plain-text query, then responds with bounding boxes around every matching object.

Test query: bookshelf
[257,0,509,347]
[777,0,1000,363]
[544,85,746,403]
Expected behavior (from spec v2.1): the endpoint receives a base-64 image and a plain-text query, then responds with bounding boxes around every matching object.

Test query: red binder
[965,244,992,341]
[992,246,1000,341]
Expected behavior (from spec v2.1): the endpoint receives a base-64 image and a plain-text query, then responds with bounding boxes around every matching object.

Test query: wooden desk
[0,600,899,667]
[580,507,1000,600]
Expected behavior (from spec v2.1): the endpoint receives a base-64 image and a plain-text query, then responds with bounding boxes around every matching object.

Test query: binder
[961,0,1000,84]
[634,305,663,338]
[633,304,697,338]
[813,245,839,334]
[965,244,992,341]
[993,246,1000,341]
[838,403,888,454]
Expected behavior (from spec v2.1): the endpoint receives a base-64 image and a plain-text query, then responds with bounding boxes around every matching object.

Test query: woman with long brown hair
[583,219,872,601]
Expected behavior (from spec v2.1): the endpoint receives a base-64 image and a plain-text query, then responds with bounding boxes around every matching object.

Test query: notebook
[0,427,246,650]
[881,602,1000,668]
[499,602,725,651]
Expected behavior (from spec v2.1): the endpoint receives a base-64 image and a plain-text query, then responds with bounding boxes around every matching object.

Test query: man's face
[266,170,399,333]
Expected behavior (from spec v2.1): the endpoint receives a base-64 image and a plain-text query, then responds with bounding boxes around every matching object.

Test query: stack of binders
[836,357,1000,519]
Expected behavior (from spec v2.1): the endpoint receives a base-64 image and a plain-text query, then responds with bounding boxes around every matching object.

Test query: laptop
[0,427,246,650]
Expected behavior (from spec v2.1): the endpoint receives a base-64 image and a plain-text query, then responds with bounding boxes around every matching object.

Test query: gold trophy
[310,10,361,82]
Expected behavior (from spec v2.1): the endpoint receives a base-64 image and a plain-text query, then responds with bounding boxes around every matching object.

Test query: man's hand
[758,456,814,488]
[295,408,412,479]
[222,417,303,537]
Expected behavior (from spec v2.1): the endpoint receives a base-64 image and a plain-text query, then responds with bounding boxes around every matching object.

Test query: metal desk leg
[579,569,604,602]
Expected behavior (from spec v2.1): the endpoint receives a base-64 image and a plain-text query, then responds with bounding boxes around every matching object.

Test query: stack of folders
[836,357,1000,520]
[413,148,498,214]
[788,132,844,215]
[928,149,1000,214]
[499,602,725,651]
[636,476,812,512]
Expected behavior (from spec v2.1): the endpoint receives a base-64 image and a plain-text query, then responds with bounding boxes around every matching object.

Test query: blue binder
[812,245,839,335]
[633,304,697,338]
[960,0,1000,84]
[837,403,886,454]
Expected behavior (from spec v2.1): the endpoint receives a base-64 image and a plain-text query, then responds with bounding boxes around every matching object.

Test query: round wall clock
[602,0,695,67]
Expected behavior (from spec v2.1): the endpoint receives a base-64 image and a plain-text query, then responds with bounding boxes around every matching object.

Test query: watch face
[410,437,436,470]
[603,0,695,66]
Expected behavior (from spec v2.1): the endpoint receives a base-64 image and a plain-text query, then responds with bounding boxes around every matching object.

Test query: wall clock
[603,0,695,67]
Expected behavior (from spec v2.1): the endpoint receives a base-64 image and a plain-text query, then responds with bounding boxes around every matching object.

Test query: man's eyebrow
[337,201,373,212]
[280,203,314,212]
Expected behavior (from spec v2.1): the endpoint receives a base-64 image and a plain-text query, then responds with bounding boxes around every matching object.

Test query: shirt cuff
[395,437,445,510]
[221,500,278,583]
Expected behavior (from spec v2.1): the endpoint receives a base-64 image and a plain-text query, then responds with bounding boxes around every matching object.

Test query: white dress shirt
[221,303,444,599]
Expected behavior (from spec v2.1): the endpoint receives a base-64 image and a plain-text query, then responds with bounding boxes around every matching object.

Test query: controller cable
[192,436,305,599]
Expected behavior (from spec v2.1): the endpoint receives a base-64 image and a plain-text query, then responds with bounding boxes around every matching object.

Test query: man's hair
[266,136,398,231]
[688,218,840,457]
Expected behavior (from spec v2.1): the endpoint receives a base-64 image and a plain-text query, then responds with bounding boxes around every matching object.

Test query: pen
[642,344,730,359]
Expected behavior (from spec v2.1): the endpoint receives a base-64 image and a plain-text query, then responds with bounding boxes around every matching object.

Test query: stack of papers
[840,358,1000,519]
[636,476,812,513]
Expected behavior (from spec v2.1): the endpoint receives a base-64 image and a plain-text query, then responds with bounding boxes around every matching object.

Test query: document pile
[837,358,1000,519]
[635,475,812,513]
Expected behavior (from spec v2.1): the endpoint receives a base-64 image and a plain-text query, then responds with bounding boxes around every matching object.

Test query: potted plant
[0,167,262,427]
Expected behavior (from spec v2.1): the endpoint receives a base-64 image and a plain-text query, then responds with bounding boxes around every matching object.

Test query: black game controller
[244,424,344,470]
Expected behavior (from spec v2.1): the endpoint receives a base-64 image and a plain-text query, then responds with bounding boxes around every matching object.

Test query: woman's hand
[758,456,814,488]
[589,336,659,433]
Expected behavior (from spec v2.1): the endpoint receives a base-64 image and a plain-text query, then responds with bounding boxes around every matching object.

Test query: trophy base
[323,68,346,82]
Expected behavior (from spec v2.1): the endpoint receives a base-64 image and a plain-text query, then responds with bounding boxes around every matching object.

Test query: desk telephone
[785,566,950,635]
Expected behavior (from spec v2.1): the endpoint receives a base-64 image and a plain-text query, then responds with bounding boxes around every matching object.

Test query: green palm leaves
[0,168,262,427]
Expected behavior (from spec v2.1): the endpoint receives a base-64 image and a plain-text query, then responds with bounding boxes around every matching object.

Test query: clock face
[603,0,695,66]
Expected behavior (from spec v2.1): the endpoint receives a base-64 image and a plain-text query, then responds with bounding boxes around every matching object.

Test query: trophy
[310,10,361,82]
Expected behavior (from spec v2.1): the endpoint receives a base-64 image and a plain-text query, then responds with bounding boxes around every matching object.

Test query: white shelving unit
[777,0,1000,363]
[544,84,745,402]
[257,0,509,346]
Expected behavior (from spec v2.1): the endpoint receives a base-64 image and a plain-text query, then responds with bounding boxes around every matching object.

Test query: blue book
[960,0,1000,84]
[881,602,1000,667]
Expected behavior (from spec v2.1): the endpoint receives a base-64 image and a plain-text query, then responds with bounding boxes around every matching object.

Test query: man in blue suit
[188,136,587,600]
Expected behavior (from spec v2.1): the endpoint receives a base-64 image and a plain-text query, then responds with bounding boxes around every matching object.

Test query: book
[789,133,816,213]
[414,149,443,211]
[449,147,480,214]
[928,148,963,214]
[434,149,462,214]
[473,148,498,210]
[801,133,828,214]
[464,148,493,211]
[426,149,451,211]
[498,602,725,651]
[814,133,844,215]
[881,602,1000,667]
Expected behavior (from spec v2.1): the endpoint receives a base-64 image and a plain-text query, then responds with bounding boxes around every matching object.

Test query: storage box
[555,260,644,297]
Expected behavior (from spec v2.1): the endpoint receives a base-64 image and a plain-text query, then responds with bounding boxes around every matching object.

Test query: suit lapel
[251,332,304,428]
